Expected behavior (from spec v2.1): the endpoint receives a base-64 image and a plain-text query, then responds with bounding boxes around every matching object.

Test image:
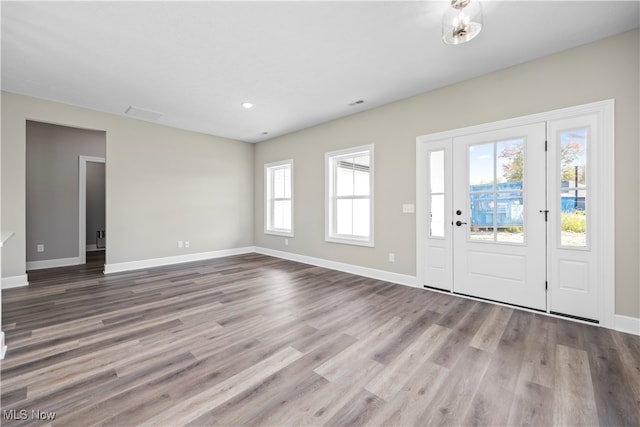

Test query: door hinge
[545,281,548,291]
[539,209,549,221]
[545,140,548,151]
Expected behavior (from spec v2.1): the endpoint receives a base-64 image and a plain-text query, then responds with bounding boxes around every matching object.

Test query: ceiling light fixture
[442,0,483,45]
[241,102,254,109]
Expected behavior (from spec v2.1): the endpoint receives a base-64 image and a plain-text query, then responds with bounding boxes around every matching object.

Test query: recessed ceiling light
[349,100,365,106]
[241,102,254,109]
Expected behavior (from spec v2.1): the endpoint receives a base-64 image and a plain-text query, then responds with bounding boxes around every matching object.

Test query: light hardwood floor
[1,252,639,426]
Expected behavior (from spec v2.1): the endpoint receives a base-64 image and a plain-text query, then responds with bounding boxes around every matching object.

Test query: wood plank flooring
[1,252,639,426]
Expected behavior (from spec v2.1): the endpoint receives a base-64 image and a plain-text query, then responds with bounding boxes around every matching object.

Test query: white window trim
[325,144,375,247]
[264,159,294,237]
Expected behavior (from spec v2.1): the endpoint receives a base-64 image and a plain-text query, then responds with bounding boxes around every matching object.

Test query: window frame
[556,125,590,249]
[264,159,294,237]
[325,144,375,247]
[428,149,446,239]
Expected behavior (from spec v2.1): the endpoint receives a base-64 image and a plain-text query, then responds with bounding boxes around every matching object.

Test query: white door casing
[416,100,615,327]
[79,155,106,265]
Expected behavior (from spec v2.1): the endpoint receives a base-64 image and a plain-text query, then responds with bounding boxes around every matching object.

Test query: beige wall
[254,30,640,318]
[2,92,254,277]
[1,30,637,319]
[26,121,106,261]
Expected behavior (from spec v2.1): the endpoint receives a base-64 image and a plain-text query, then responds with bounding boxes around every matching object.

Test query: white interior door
[452,123,547,310]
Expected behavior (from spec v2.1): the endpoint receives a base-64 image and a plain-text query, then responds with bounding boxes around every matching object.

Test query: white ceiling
[2,1,639,143]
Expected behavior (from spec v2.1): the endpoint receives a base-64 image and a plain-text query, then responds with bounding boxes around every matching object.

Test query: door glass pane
[429,150,445,238]
[561,190,587,247]
[561,129,587,187]
[430,150,444,193]
[430,194,445,237]
[469,143,496,241]
[496,191,524,243]
[469,138,526,244]
[469,193,494,241]
[560,128,587,247]
[496,138,525,242]
[496,139,524,187]
[469,143,494,188]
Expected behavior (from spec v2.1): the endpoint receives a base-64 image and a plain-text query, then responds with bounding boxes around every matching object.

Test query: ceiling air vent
[124,105,163,121]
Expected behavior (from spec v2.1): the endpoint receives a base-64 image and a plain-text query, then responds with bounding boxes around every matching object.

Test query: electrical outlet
[185,241,190,248]
[389,253,395,262]
[284,238,289,246]
[177,241,183,248]
[37,244,44,253]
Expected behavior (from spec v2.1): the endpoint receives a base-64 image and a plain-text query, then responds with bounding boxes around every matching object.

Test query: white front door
[452,123,547,310]
[418,101,613,324]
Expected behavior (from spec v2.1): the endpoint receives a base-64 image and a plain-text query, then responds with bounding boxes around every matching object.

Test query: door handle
[455,220,467,226]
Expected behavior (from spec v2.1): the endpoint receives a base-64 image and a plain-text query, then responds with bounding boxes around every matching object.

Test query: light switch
[402,204,415,213]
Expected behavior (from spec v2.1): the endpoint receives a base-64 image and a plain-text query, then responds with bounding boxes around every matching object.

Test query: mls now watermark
[3,409,57,421]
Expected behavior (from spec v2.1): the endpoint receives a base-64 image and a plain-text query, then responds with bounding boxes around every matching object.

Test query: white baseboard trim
[0,331,6,360]
[104,246,256,274]
[255,247,640,336]
[1,274,29,289]
[26,256,82,271]
[614,314,640,336]
[255,247,419,289]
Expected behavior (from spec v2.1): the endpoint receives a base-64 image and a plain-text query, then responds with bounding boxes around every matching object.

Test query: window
[264,160,293,236]
[325,145,374,246]
[558,127,588,247]
[429,150,445,238]
[468,138,525,244]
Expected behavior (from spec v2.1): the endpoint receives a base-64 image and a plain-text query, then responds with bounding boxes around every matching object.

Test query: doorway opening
[79,156,106,265]
[25,121,106,271]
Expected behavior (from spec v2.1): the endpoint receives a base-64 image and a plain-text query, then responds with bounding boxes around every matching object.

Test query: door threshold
[550,311,599,324]
[423,285,602,326]
[453,291,547,314]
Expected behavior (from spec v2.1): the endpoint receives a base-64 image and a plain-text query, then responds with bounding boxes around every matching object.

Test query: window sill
[325,236,374,247]
[265,230,294,238]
